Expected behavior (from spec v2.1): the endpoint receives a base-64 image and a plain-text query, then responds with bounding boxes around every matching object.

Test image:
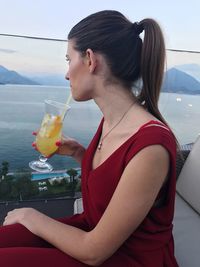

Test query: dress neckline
[90,119,168,173]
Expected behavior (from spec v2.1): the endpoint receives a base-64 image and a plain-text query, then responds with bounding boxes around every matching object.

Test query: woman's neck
[94,84,137,126]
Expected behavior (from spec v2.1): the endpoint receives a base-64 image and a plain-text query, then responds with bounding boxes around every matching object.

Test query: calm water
[0,84,102,171]
[0,84,200,172]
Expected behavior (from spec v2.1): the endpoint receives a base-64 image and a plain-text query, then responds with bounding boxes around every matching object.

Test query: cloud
[0,48,17,54]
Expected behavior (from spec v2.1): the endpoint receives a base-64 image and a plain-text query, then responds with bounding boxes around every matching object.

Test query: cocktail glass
[29,100,70,172]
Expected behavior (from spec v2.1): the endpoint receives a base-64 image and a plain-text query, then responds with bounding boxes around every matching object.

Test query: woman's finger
[55,140,62,147]
[32,142,38,151]
[32,142,36,147]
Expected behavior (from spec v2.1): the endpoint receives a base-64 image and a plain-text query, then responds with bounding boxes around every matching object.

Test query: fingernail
[32,142,36,147]
[32,131,37,136]
[55,141,61,146]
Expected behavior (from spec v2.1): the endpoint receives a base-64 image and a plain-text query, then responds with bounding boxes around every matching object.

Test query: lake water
[0,84,200,172]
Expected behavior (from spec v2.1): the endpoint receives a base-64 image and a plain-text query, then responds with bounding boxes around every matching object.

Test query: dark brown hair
[68,10,166,124]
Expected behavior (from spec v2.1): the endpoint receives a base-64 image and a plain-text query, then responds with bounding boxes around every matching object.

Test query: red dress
[0,120,179,267]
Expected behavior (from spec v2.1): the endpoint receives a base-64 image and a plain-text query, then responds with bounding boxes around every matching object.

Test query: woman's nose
[65,72,69,80]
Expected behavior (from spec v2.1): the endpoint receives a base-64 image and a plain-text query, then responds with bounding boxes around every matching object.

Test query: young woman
[1,10,179,267]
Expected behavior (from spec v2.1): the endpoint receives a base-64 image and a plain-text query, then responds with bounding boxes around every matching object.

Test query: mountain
[0,65,39,85]
[1,64,200,94]
[162,68,200,94]
[175,64,200,82]
[30,74,69,86]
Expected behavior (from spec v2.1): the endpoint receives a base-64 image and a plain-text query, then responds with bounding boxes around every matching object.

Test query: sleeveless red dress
[0,120,179,267]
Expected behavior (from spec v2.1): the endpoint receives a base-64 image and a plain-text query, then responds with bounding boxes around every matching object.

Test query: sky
[0,0,199,51]
[0,0,199,76]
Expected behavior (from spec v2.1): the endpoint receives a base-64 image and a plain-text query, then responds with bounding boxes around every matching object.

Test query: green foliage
[0,171,38,201]
[13,175,38,200]
[0,161,81,200]
[0,175,14,198]
[67,168,78,182]
[66,168,79,197]
[75,178,81,192]
[0,161,9,177]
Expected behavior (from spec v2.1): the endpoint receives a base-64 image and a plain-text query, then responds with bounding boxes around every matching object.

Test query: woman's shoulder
[124,120,177,164]
[136,120,176,148]
[135,119,172,134]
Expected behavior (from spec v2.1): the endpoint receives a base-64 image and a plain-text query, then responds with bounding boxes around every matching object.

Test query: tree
[66,168,78,197]
[75,178,82,193]
[12,173,38,200]
[0,161,9,177]
[0,175,14,200]
[67,168,78,183]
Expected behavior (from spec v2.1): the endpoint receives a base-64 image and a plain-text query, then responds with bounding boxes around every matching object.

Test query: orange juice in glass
[29,100,70,172]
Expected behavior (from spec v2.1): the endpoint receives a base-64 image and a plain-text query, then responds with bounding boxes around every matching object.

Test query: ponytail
[137,19,167,125]
[138,19,182,157]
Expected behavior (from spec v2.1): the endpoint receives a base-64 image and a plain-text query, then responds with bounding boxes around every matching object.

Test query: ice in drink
[36,113,62,157]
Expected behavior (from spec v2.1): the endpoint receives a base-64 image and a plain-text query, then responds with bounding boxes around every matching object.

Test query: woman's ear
[85,48,97,73]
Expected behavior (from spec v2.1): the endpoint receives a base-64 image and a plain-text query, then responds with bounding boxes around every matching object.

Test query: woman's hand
[55,136,86,164]
[55,136,83,156]
[3,208,43,233]
[32,132,85,164]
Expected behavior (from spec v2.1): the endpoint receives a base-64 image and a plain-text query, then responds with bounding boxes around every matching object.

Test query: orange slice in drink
[46,116,62,138]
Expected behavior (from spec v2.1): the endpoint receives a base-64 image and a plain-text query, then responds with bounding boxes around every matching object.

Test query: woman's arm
[3,209,94,264]
[85,144,170,264]
[3,144,169,266]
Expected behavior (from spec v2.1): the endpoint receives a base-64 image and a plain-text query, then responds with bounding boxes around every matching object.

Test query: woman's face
[65,40,94,101]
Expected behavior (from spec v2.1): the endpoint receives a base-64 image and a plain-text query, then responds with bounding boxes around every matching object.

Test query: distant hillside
[30,74,69,86]
[175,64,200,82]
[1,64,200,93]
[162,68,200,94]
[0,65,40,85]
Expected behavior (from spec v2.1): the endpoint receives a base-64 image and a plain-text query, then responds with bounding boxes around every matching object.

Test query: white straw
[61,93,72,120]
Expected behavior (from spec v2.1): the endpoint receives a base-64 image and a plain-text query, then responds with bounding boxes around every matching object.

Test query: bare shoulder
[133,144,170,166]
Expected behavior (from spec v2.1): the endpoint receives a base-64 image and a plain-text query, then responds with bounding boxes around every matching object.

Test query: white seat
[173,136,200,267]
[176,136,200,214]
[173,194,200,267]
[74,198,83,214]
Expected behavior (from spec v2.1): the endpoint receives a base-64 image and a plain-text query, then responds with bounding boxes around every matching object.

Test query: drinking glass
[29,100,70,172]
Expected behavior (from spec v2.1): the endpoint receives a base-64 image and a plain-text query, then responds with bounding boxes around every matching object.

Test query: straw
[61,93,72,120]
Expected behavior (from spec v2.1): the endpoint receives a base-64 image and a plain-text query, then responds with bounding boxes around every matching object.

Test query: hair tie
[132,22,144,35]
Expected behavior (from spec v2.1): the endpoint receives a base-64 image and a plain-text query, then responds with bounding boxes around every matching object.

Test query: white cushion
[176,136,200,214]
[173,194,200,267]
[74,198,83,214]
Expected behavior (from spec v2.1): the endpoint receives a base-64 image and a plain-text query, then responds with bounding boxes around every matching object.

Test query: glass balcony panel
[0,34,200,201]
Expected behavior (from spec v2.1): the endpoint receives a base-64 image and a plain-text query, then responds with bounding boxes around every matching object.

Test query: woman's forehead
[66,40,75,54]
